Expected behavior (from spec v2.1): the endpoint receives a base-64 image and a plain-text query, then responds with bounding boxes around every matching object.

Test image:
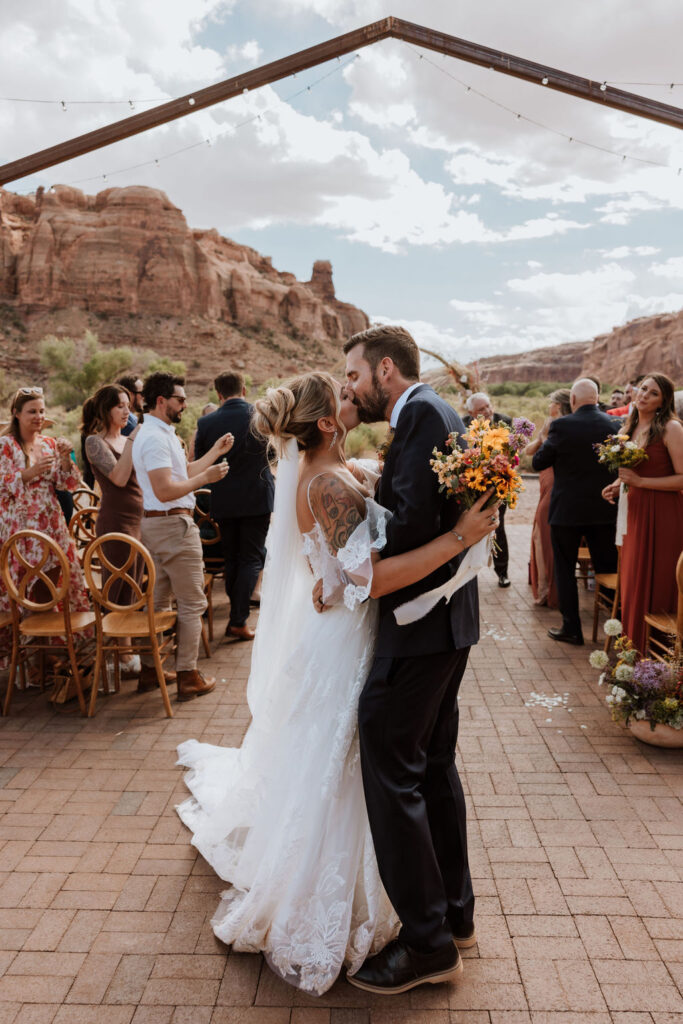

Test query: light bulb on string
[61,101,67,111]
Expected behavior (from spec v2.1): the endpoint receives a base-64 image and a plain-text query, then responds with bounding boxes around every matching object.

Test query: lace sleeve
[337,501,391,610]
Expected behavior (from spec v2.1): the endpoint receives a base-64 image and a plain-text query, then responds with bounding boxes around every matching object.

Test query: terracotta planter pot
[628,719,683,748]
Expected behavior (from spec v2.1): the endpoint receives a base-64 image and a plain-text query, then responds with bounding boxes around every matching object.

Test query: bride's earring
[328,429,338,450]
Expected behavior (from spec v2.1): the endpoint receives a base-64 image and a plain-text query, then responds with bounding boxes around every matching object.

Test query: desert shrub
[39,331,134,408]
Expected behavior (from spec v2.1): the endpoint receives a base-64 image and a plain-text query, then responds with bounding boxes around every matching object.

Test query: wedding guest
[609,387,625,410]
[525,388,571,607]
[118,375,144,437]
[82,385,144,676]
[607,376,643,418]
[532,379,618,645]
[602,373,683,653]
[131,372,233,700]
[194,372,274,641]
[463,391,512,587]
[0,387,90,664]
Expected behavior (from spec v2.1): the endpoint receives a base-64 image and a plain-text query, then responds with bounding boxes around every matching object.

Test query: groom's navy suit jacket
[376,384,479,658]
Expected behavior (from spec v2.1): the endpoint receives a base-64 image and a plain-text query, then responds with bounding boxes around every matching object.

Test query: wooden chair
[643,551,683,662]
[194,489,224,642]
[69,506,99,559]
[576,543,592,589]
[83,534,176,718]
[0,530,95,716]
[72,487,100,511]
[592,547,621,650]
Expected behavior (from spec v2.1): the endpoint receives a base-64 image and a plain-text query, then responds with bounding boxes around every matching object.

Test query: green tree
[38,331,133,408]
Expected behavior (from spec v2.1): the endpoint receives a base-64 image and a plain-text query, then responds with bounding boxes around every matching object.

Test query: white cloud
[649,256,683,279]
[599,245,660,259]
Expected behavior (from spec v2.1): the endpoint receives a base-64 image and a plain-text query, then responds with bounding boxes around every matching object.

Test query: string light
[410,47,682,174]
[1,94,167,105]
[57,54,360,188]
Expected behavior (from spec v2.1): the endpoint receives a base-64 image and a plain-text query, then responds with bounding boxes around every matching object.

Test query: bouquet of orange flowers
[430,415,534,510]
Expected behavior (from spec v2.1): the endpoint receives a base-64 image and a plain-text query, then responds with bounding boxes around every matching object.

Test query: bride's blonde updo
[253,372,342,456]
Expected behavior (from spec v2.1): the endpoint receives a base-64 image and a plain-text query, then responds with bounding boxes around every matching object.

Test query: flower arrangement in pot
[589,619,683,747]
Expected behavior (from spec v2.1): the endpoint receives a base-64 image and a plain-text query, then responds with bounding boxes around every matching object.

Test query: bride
[176,371,496,995]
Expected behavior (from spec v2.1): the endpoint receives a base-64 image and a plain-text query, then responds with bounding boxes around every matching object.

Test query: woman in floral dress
[0,387,90,666]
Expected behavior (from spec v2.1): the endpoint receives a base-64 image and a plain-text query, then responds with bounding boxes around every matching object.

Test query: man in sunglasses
[132,372,233,701]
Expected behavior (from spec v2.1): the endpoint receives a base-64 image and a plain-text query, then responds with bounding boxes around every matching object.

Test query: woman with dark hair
[81,384,144,673]
[525,388,572,607]
[602,372,683,651]
[0,387,89,665]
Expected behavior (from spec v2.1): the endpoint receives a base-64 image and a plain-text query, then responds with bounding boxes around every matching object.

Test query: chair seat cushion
[644,612,677,634]
[20,611,96,636]
[102,610,176,637]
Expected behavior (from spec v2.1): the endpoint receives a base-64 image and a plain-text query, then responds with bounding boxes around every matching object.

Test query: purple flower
[632,660,671,692]
[512,417,535,439]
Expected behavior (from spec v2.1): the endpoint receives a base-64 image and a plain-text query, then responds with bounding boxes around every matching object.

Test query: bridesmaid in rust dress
[602,373,683,653]
[82,384,144,674]
[526,389,572,607]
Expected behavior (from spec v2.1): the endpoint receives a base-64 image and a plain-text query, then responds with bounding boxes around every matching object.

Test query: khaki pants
[140,516,207,673]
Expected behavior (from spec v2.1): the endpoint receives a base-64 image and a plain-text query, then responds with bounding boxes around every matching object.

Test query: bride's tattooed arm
[308,473,365,553]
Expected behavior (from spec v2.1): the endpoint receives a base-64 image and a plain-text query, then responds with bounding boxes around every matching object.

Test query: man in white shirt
[133,372,233,701]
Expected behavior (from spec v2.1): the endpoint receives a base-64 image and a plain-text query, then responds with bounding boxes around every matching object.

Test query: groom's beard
[353,372,390,423]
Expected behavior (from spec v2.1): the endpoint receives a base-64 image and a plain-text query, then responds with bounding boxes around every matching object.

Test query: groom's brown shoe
[346,939,462,994]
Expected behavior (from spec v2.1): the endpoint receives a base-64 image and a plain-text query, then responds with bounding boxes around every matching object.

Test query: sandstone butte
[0,184,368,386]
[1,183,681,388]
[477,312,683,386]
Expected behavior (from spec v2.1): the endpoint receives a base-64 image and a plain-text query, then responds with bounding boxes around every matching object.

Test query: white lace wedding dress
[176,440,399,995]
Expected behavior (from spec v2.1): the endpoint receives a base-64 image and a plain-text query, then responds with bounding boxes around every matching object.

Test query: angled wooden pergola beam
[2,15,682,188]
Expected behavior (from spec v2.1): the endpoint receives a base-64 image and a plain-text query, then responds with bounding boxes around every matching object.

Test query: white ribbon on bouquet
[616,482,628,546]
[393,534,492,626]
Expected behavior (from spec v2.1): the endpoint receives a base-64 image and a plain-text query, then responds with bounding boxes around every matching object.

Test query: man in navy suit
[194,372,274,642]
[532,378,618,645]
[343,326,480,995]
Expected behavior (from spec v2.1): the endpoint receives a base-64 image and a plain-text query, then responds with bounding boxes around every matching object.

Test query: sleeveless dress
[620,438,683,653]
[176,487,399,995]
[529,467,558,608]
[91,442,143,604]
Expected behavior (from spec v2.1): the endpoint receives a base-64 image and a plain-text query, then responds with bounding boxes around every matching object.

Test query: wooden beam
[390,17,683,130]
[1,15,682,188]
[0,18,394,186]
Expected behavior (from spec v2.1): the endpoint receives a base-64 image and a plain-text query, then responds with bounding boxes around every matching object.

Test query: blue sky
[3,0,683,364]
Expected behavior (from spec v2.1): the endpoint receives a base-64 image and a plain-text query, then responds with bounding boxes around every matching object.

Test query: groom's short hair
[343,325,420,381]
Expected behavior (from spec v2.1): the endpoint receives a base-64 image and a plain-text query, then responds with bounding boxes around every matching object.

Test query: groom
[343,325,479,994]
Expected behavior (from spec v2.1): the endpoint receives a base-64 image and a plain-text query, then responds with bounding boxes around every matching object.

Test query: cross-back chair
[72,486,100,511]
[69,505,100,560]
[194,488,224,642]
[644,550,683,662]
[592,547,621,651]
[1,530,95,716]
[83,534,176,717]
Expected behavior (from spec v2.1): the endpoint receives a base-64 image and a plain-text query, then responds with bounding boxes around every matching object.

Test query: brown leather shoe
[137,666,177,693]
[225,624,255,642]
[176,670,216,702]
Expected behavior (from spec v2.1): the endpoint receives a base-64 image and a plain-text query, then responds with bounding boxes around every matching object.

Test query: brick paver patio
[1,481,682,1023]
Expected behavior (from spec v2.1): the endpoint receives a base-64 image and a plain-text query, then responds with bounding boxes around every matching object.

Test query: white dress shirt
[389,382,423,429]
[132,415,195,512]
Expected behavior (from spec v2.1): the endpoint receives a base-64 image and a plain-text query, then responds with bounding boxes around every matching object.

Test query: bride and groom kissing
[176,325,500,996]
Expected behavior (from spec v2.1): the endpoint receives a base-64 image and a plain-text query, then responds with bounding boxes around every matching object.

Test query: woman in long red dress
[526,388,572,607]
[602,373,683,653]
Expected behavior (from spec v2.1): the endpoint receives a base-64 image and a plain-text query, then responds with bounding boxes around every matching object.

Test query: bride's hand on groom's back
[453,489,501,549]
